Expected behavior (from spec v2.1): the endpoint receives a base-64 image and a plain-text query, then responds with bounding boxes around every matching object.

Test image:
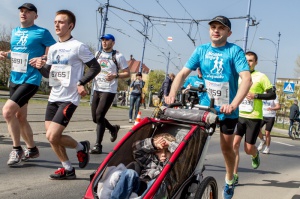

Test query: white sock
[76,142,84,152]
[62,161,73,171]
[225,177,234,185]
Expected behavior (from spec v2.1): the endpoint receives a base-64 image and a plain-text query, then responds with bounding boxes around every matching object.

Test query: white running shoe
[7,149,24,166]
[129,119,132,123]
[257,139,266,151]
[263,147,270,154]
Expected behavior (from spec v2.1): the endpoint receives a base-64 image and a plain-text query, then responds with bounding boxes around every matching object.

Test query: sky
[0,0,299,83]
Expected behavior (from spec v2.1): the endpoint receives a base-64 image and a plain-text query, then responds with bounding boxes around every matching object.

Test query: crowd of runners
[0,3,292,199]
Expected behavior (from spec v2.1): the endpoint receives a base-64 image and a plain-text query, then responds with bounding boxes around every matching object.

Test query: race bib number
[49,64,71,87]
[205,80,229,106]
[96,72,110,89]
[239,98,254,112]
[11,52,29,73]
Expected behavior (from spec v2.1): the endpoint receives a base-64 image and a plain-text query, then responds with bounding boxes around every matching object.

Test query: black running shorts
[260,116,275,132]
[45,101,77,127]
[236,117,262,145]
[219,118,238,135]
[9,82,39,108]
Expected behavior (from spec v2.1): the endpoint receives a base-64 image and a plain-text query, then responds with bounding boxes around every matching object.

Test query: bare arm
[221,70,252,114]
[165,67,192,104]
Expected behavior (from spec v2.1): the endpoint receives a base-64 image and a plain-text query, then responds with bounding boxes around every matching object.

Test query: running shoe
[234,173,239,185]
[90,144,102,154]
[129,119,132,123]
[222,182,235,199]
[7,149,24,166]
[22,147,40,161]
[262,146,270,154]
[252,151,260,169]
[77,141,90,168]
[110,125,120,142]
[257,139,266,151]
[49,168,76,180]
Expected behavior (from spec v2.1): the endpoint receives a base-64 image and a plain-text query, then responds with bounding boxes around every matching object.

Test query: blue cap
[100,34,115,41]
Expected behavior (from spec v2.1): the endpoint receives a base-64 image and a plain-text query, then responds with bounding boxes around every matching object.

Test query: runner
[165,16,252,199]
[90,33,130,154]
[233,51,276,185]
[257,94,280,154]
[0,3,56,166]
[35,10,100,179]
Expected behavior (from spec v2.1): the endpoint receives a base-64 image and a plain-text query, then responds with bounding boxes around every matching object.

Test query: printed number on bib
[239,98,254,112]
[11,52,29,73]
[49,64,71,87]
[205,80,229,106]
[96,72,110,89]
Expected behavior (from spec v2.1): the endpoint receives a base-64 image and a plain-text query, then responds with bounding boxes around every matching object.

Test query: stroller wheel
[195,176,218,199]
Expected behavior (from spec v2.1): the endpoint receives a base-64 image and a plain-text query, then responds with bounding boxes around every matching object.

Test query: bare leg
[2,100,22,147]
[220,133,235,181]
[17,104,35,148]
[45,121,77,162]
[233,135,242,174]
[265,130,271,147]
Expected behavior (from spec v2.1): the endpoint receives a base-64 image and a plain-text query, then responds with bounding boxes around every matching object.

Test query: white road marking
[273,141,294,147]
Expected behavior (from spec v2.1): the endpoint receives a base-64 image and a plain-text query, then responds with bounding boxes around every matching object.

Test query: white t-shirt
[93,51,128,93]
[46,38,95,106]
[262,96,279,117]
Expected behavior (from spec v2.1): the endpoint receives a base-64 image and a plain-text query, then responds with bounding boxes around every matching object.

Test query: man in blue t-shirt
[165,16,252,199]
[0,3,56,166]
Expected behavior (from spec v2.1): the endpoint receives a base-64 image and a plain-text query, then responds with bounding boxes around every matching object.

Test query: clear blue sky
[1,0,298,82]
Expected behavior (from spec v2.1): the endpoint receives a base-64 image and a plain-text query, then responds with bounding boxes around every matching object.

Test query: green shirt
[238,71,273,119]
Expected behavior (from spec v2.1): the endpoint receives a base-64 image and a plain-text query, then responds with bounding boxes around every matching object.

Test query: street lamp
[259,32,281,85]
[129,17,166,73]
[157,52,181,77]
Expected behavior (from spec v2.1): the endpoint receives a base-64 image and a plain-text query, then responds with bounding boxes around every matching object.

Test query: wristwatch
[254,94,258,99]
[77,81,83,86]
[116,73,119,78]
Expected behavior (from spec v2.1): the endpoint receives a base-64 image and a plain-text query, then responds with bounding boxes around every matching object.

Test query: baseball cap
[100,34,115,41]
[18,3,37,13]
[208,16,231,30]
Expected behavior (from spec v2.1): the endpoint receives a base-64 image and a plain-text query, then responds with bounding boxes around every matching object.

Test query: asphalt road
[0,100,300,199]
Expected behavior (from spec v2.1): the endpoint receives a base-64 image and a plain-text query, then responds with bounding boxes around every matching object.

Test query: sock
[76,142,84,152]
[13,146,22,150]
[62,161,73,171]
[28,146,37,151]
[225,177,234,185]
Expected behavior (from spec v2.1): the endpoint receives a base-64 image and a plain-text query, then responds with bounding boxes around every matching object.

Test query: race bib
[239,98,254,112]
[205,80,229,106]
[11,52,29,73]
[95,71,110,89]
[49,64,71,87]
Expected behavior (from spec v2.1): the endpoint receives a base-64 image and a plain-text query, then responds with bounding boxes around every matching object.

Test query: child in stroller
[110,133,178,198]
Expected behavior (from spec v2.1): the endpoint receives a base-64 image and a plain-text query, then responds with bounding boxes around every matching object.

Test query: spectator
[129,72,144,123]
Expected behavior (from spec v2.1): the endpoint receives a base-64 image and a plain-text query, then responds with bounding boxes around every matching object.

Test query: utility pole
[90,0,110,105]
[139,16,150,73]
[243,0,252,52]
[98,0,109,51]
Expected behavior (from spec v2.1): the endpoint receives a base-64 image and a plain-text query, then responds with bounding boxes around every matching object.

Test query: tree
[148,70,166,93]
[0,26,11,87]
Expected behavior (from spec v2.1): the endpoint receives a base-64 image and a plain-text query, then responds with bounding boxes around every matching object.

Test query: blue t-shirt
[185,42,249,120]
[10,25,56,86]
[183,75,210,106]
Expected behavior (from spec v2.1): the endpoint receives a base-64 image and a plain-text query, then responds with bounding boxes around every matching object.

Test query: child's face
[155,148,171,162]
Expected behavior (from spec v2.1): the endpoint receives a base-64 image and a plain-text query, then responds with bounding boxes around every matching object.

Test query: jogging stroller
[83,86,219,199]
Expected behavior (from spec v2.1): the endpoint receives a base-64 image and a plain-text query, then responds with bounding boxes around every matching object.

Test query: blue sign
[283,82,295,94]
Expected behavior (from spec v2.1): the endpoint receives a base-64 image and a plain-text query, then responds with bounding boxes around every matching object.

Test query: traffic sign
[283,82,295,94]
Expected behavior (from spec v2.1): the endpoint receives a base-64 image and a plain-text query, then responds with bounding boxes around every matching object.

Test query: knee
[233,142,240,152]
[46,131,60,144]
[2,105,14,121]
[16,111,27,123]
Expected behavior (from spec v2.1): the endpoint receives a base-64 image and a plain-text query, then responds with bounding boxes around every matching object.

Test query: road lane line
[273,141,294,146]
